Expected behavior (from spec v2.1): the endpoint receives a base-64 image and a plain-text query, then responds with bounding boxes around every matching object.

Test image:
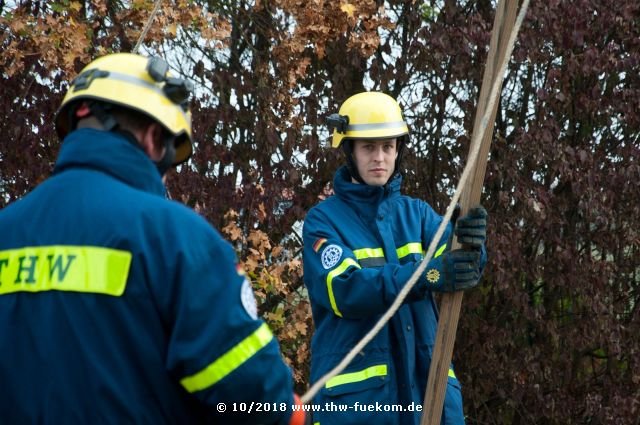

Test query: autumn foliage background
[1,0,639,423]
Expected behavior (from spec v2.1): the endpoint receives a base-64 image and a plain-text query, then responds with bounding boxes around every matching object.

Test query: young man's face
[352,138,398,186]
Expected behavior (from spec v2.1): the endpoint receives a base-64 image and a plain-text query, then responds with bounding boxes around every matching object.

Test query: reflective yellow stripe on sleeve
[0,245,131,296]
[180,323,274,393]
[396,242,447,260]
[396,242,422,259]
[326,258,360,318]
[449,368,456,379]
[353,247,385,260]
[325,364,388,389]
[353,247,386,267]
[434,243,447,258]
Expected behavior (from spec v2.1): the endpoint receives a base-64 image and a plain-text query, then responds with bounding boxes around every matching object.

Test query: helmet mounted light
[326,114,349,135]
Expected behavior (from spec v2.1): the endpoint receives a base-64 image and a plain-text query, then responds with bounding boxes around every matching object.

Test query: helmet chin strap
[341,140,366,184]
[394,136,407,178]
[154,135,176,176]
[81,101,176,176]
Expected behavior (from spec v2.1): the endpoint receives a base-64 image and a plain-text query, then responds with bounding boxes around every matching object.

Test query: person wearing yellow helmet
[302,91,488,424]
[0,53,310,425]
[54,53,194,175]
[326,91,410,185]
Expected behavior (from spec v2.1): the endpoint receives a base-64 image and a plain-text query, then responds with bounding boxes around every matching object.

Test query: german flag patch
[313,238,327,252]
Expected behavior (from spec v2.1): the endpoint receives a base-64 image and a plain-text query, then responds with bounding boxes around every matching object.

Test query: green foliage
[419,3,438,21]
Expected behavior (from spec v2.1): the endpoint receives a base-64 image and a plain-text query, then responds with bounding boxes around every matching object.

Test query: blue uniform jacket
[303,166,479,425]
[0,129,295,424]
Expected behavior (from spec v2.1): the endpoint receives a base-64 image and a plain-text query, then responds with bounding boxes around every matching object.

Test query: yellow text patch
[0,245,131,296]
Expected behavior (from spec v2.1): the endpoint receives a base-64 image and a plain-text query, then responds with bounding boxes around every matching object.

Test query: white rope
[301,0,531,404]
[132,0,163,54]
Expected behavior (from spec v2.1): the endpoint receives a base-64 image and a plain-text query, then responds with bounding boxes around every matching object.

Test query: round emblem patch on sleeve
[321,244,343,270]
[426,269,440,284]
[240,278,258,320]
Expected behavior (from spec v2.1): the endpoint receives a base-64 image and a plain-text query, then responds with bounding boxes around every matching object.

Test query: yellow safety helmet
[326,91,410,184]
[55,53,193,165]
[327,91,409,148]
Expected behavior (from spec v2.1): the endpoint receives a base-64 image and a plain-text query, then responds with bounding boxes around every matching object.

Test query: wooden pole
[420,1,519,423]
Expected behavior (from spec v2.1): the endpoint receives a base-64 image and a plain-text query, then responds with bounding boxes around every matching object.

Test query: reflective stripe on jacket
[0,129,294,425]
[303,166,469,425]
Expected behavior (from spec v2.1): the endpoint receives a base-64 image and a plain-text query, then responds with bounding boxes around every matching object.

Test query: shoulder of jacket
[308,196,341,215]
[303,198,344,233]
[144,198,225,244]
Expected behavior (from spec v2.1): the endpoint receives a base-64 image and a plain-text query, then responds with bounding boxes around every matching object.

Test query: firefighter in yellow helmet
[302,91,488,424]
[55,53,194,175]
[327,91,410,184]
[0,53,310,425]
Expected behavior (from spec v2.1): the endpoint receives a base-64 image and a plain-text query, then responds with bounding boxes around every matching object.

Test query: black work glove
[420,204,486,292]
[454,205,487,248]
[421,248,481,292]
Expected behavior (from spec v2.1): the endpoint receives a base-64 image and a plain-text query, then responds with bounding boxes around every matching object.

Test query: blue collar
[333,166,401,215]
[53,128,166,196]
